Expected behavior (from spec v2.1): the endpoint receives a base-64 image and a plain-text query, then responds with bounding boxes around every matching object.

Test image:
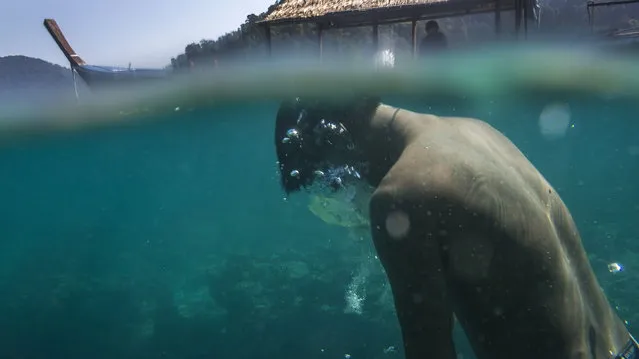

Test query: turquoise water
[0,46,638,359]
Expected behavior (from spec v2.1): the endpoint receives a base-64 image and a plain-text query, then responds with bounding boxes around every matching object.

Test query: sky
[1,0,274,68]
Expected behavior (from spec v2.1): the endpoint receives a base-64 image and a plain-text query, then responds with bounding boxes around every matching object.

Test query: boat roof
[259,0,522,27]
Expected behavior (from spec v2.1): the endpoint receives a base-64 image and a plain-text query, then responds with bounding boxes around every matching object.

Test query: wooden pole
[265,25,272,57]
[411,20,417,59]
[523,0,528,38]
[515,0,521,38]
[318,23,324,63]
[372,23,379,53]
[495,0,502,37]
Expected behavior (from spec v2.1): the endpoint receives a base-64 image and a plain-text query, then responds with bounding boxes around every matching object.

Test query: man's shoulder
[370,124,517,217]
[371,153,472,209]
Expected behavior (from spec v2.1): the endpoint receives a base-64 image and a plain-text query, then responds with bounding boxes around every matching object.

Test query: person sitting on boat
[273,96,637,359]
[420,20,447,56]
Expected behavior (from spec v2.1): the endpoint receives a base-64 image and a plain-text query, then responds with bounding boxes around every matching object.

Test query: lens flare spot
[385,210,410,239]
[538,103,571,140]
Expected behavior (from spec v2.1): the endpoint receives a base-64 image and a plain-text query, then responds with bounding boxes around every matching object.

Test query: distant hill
[0,55,83,110]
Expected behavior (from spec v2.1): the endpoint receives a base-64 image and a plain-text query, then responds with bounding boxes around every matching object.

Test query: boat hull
[75,64,169,89]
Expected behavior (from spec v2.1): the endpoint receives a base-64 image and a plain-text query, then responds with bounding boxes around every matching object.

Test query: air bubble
[383,346,396,354]
[296,109,306,124]
[608,262,623,273]
[286,128,300,139]
[290,170,300,178]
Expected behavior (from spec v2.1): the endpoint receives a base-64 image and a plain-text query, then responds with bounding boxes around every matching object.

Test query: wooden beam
[411,20,418,59]
[43,19,87,68]
[587,0,639,6]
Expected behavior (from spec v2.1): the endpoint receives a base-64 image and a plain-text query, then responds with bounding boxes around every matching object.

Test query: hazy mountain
[0,55,82,110]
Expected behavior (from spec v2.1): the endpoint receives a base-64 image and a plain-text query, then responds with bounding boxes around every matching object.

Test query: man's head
[274,96,381,195]
[425,20,440,34]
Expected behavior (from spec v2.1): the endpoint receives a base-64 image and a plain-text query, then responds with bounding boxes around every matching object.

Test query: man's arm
[369,189,456,359]
[418,39,427,57]
[439,33,448,49]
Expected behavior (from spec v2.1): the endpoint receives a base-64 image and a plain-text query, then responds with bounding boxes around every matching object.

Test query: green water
[0,46,638,359]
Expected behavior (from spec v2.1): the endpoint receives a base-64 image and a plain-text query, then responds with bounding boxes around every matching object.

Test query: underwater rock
[173,286,223,319]
[285,260,310,279]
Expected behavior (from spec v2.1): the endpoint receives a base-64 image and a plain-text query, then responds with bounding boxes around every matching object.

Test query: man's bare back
[274,98,634,359]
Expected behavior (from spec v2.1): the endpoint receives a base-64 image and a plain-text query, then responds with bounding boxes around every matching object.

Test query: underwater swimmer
[273,97,637,359]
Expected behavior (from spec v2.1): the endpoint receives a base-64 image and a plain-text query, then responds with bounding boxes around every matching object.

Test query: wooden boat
[43,18,168,91]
